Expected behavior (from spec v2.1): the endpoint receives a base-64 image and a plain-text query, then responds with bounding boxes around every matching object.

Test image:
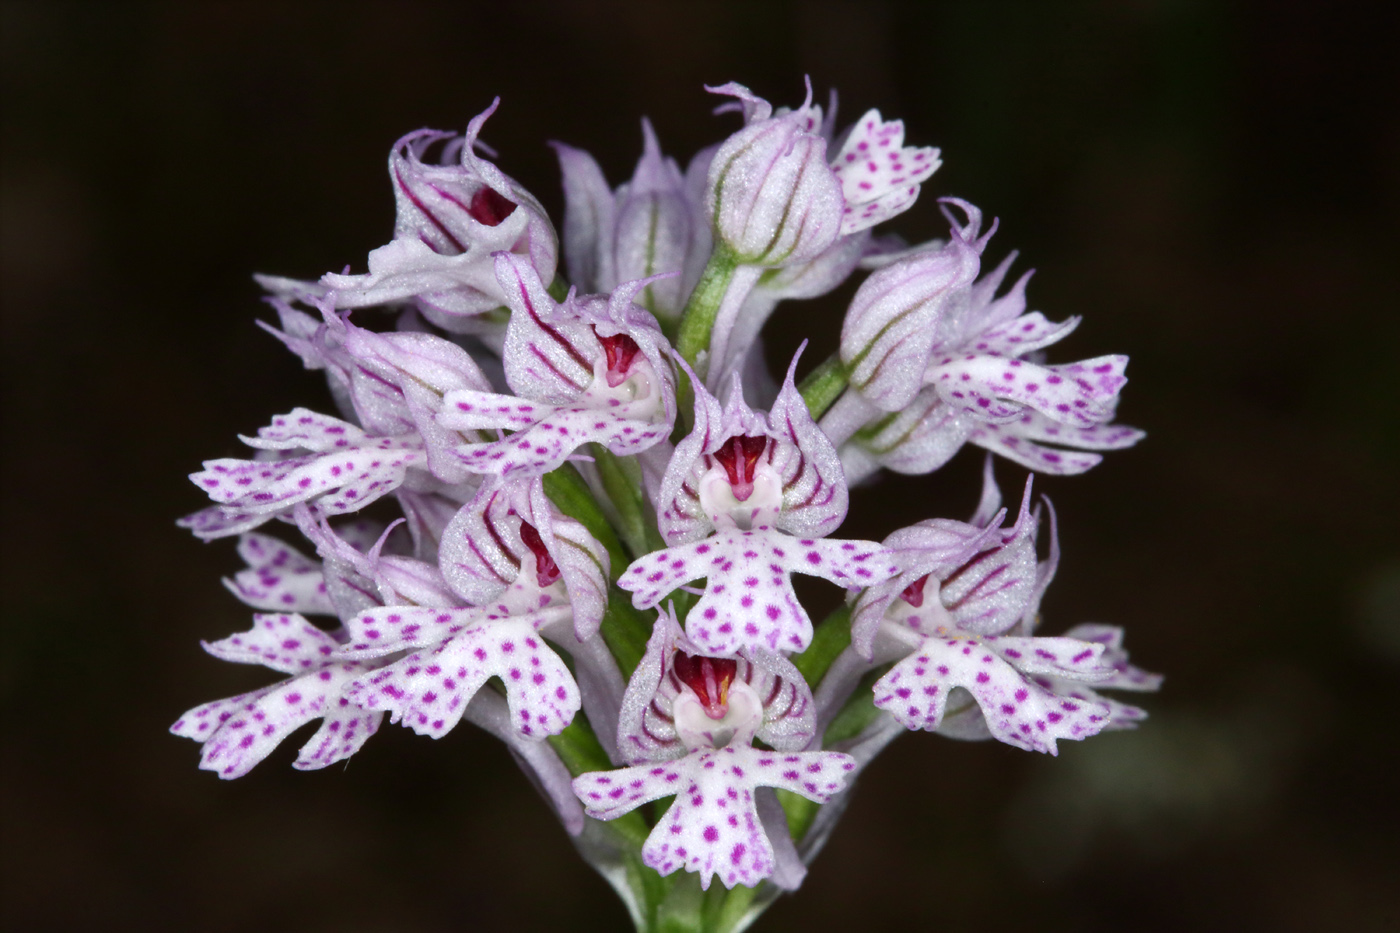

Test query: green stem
[541,463,653,677]
[788,604,853,688]
[548,715,650,849]
[797,352,849,420]
[546,274,571,302]
[541,464,631,575]
[776,605,854,843]
[709,885,758,933]
[675,246,740,370]
[593,444,666,559]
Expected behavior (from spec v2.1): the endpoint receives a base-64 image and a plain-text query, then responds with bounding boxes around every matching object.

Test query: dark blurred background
[3,2,1398,930]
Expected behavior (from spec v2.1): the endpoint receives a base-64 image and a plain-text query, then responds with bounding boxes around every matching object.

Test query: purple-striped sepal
[615,611,816,764]
[436,252,677,480]
[437,478,609,640]
[320,99,558,331]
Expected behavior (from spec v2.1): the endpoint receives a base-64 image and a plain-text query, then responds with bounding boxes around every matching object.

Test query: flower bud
[554,122,711,324]
[704,83,844,266]
[613,120,708,319]
[840,201,988,411]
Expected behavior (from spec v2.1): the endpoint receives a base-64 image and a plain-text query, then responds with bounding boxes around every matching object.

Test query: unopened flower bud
[704,82,844,266]
[554,122,711,324]
[840,200,990,411]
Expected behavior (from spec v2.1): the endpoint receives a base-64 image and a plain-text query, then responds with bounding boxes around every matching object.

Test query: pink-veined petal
[496,252,597,402]
[551,140,616,293]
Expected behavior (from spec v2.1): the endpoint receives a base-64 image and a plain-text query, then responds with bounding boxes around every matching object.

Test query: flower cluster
[175,81,1156,928]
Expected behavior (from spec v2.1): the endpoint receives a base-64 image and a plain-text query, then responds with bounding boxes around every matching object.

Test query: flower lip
[712,435,768,502]
[518,520,561,588]
[469,186,517,226]
[598,330,643,388]
[671,652,738,720]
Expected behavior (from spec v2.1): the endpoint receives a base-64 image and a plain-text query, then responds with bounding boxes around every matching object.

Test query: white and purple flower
[176,78,1159,917]
[435,253,677,480]
[849,466,1160,753]
[829,201,1144,479]
[573,613,853,890]
[319,99,559,332]
[619,355,898,654]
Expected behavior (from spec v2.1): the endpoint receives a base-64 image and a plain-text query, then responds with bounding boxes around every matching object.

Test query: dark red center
[899,573,930,608]
[597,331,642,388]
[468,186,518,226]
[517,521,560,588]
[672,652,738,720]
[712,435,768,502]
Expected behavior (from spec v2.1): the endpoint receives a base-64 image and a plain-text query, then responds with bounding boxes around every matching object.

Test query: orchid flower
[436,252,677,480]
[682,81,941,389]
[573,613,853,890]
[320,99,559,333]
[704,81,940,267]
[618,354,899,654]
[177,79,1159,929]
[829,200,1144,480]
[845,465,1160,753]
[180,308,501,540]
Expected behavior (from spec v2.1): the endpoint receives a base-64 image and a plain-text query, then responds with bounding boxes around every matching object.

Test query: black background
[3,2,1398,931]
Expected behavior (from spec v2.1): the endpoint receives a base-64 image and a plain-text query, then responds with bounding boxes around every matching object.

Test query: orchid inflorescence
[174,79,1159,931]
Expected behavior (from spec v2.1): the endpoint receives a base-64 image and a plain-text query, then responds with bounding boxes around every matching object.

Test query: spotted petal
[1060,624,1164,691]
[1028,677,1151,731]
[973,312,1080,358]
[239,408,367,452]
[171,659,384,779]
[222,533,334,615]
[443,398,670,479]
[829,109,941,236]
[187,410,425,536]
[873,636,1111,754]
[926,354,1127,428]
[201,613,339,673]
[346,616,580,740]
[339,602,567,654]
[618,528,897,655]
[573,744,854,890]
